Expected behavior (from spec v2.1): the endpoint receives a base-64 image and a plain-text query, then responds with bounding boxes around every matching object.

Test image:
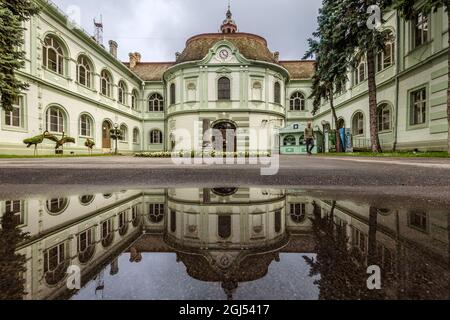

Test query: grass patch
[318,151,450,158]
[0,154,120,159]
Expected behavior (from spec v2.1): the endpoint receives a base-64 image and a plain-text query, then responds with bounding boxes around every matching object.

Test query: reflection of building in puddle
[0,188,449,300]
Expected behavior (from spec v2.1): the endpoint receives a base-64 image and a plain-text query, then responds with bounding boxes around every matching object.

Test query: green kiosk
[279,123,323,155]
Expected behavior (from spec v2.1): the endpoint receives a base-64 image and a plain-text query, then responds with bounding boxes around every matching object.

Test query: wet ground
[0,186,448,300]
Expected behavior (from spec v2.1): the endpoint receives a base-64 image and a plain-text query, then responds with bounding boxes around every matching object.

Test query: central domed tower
[221,2,237,34]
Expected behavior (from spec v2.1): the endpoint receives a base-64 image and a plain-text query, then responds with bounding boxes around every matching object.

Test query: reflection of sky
[72,253,320,300]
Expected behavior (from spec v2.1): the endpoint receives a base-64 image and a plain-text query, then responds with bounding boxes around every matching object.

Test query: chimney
[129,52,137,69]
[273,51,280,62]
[134,52,141,63]
[109,40,118,58]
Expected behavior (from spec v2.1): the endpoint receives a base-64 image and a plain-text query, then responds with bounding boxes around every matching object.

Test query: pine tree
[0,0,39,112]
[304,0,350,152]
[395,0,450,153]
[341,0,394,153]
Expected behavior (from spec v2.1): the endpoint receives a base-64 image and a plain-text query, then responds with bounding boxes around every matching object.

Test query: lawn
[318,151,450,158]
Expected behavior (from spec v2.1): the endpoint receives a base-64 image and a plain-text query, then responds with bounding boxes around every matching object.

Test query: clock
[218,48,230,60]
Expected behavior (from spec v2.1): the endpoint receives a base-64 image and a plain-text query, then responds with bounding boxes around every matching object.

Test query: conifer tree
[0,0,39,112]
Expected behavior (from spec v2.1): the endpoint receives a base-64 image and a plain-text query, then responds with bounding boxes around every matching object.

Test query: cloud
[50,0,322,62]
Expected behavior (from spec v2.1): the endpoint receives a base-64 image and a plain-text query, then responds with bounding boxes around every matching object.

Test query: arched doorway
[212,121,237,152]
[102,121,112,149]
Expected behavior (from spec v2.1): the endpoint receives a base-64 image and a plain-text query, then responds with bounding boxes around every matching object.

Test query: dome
[175,32,278,64]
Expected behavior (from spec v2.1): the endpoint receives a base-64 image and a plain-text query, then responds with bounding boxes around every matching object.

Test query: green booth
[279,123,323,155]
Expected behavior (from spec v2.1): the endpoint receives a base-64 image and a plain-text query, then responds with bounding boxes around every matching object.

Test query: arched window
[44,242,69,285]
[290,92,306,111]
[377,32,395,72]
[77,227,95,264]
[149,204,165,223]
[131,90,139,110]
[76,55,92,87]
[118,211,129,236]
[149,93,164,112]
[150,130,163,144]
[355,56,367,85]
[274,82,281,104]
[46,106,65,133]
[79,114,93,137]
[352,112,365,136]
[118,81,127,105]
[43,35,65,75]
[120,124,128,142]
[218,215,232,239]
[133,128,140,144]
[377,104,392,132]
[46,198,68,215]
[290,203,306,223]
[218,77,231,100]
[101,218,114,248]
[100,70,112,97]
[170,83,176,105]
[283,135,296,146]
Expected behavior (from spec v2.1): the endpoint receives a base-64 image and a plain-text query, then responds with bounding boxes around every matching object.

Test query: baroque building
[0,0,448,155]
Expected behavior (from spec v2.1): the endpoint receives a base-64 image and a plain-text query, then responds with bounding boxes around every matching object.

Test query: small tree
[0,0,39,112]
[395,0,450,154]
[110,128,123,155]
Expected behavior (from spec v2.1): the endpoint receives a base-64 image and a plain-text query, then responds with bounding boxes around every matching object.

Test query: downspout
[141,81,145,152]
[393,10,401,151]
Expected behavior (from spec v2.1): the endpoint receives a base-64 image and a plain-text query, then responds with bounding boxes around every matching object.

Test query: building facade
[0,0,448,155]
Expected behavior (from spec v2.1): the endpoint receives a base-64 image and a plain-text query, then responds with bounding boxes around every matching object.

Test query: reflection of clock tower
[221,2,238,34]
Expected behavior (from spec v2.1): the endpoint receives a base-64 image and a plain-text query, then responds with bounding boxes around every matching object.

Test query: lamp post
[113,123,119,155]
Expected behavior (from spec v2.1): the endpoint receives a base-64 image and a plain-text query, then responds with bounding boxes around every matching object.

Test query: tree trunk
[330,94,344,153]
[367,49,382,153]
[368,206,379,266]
[447,8,450,154]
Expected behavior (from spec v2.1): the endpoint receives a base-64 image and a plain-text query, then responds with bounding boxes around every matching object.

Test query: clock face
[219,49,230,60]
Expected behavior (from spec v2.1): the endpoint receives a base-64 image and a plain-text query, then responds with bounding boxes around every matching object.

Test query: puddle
[0,187,449,300]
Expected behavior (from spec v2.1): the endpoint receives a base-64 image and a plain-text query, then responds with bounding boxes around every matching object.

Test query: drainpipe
[393,11,401,151]
[141,81,145,152]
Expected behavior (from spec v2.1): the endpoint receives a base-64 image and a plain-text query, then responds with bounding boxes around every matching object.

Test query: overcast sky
[51,0,322,62]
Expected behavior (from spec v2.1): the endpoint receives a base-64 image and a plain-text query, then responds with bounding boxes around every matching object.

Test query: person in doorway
[305,122,315,155]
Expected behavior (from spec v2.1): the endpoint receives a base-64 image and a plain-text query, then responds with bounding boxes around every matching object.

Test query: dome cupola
[221,1,237,34]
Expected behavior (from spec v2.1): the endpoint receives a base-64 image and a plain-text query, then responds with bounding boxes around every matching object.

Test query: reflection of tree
[304,202,382,300]
[0,212,29,300]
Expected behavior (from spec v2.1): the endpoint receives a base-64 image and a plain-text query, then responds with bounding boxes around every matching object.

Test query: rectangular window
[410,88,427,125]
[5,97,23,128]
[408,211,428,232]
[414,13,429,48]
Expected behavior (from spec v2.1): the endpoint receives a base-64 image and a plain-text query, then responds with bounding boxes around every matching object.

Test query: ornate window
[46,198,68,215]
[290,92,305,111]
[101,218,114,247]
[120,124,128,142]
[170,83,176,105]
[150,130,163,144]
[377,104,391,132]
[352,112,365,136]
[100,70,113,97]
[46,106,65,133]
[283,135,296,146]
[43,35,65,75]
[44,242,69,285]
[5,96,24,128]
[131,90,139,110]
[290,203,306,223]
[414,12,429,48]
[149,93,164,112]
[76,55,92,87]
[410,88,427,125]
[79,114,93,137]
[274,82,281,104]
[218,77,231,100]
[133,128,140,144]
[77,228,95,264]
[149,204,165,223]
[252,81,262,101]
[118,81,127,105]
[377,33,395,72]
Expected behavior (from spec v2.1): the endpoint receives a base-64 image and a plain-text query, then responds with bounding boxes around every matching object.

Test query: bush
[134,151,272,158]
